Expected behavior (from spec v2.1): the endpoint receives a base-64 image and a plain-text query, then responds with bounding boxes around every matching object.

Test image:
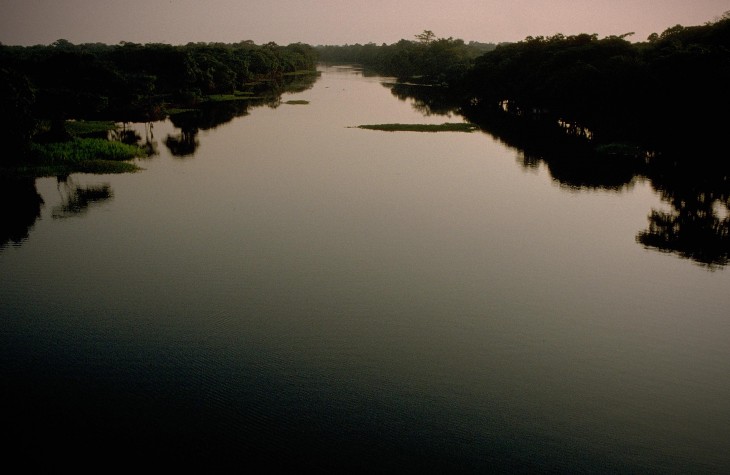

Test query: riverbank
[3,120,146,177]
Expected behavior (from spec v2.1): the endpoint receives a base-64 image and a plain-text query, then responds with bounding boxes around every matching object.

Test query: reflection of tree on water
[290,72,319,92]
[171,101,250,132]
[140,122,158,157]
[163,101,249,157]
[114,129,142,145]
[162,73,317,157]
[1,72,318,247]
[165,128,199,157]
[1,174,115,248]
[476,105,730,268]
[109,122,158,157]
[393,83,730,268]
[386,82,458,117]
[637,161,730,269]
[388,82,641,190]
[464,107,643,191]
[637,203,729,270]
[52,176,114,219]
[0,176,44,248]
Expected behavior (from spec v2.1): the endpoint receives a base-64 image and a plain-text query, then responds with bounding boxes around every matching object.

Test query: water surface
[2,65,729,472]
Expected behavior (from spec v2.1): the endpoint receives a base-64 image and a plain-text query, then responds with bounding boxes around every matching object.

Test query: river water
[2,65,729,472]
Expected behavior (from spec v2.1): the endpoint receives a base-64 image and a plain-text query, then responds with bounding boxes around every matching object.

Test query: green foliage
[0,40,317,123]
[64,120,117,136]
[30,138,146,163]
[463,16,730,151]
[16,137,144,175]
[319,15,729,153]
[206,94,252,102]
[284,100,309,105]
[165,107,199,116]
[316,33,483,82]
[0,39,318,169]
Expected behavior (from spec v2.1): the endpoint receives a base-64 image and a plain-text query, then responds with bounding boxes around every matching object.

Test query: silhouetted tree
[0,67,37,161]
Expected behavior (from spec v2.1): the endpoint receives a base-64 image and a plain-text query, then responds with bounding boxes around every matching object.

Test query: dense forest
[462,17,730,156]
[0,40,318,166]
[319,15,730,158]
[316,33,501,83]
[2,14,729,169]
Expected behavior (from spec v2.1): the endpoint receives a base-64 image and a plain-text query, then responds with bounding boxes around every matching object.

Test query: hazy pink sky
[1,0,728,46]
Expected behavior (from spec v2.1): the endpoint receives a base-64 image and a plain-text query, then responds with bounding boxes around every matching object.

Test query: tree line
[320,15,730,157]
[3,14,729,165]
[1,39,317,162]
[316,32,501,83]
[461,15,730,156]
[374,18,730,268]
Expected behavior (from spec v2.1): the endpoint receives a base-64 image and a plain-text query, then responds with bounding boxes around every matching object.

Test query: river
[2,65,729,472]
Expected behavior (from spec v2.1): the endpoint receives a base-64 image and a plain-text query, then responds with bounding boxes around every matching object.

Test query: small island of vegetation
[355,123,478,132]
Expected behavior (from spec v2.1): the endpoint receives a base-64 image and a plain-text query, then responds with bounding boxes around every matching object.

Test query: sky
[1,0,728,46]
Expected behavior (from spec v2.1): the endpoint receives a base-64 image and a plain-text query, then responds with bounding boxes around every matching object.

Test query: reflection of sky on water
[1,66,729,472]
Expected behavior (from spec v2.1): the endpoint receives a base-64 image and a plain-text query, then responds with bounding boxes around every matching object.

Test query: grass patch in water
[166,107,199,115]
[284,100,309,105]
[284,70,319,76]
[20,138,146,175]
[31,138,146,163]
[65,120,118,136]
[206,93,265,102]
[355,123,479,132]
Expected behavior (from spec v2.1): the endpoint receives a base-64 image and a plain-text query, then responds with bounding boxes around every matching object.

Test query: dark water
[2,66,729,472]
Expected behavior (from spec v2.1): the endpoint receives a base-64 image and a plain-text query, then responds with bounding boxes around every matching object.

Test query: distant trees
[0,39,318,158]
[462,15,730,153]
[320,16,729,155]
[4,15,729,171]
[464,32,644,143]
[415,30,436,44]
[316,31,489,83]
[0,39,317,121]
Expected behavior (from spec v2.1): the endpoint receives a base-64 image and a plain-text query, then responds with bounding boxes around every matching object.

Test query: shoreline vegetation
[2,13,729,176]
[1,40,318,176]
[316,17,729,269]
[318,16,730,161]
[19,120,145,176]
